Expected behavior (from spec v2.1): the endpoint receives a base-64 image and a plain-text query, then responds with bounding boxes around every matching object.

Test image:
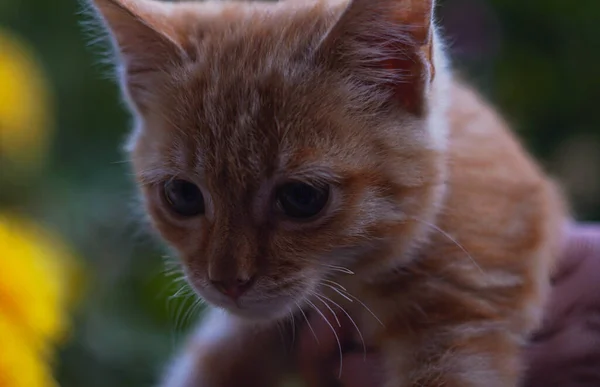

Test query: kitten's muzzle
[210,276,255,300]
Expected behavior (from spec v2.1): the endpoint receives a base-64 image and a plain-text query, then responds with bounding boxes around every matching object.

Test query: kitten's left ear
[317,0,436,115]
[89,0,195,110]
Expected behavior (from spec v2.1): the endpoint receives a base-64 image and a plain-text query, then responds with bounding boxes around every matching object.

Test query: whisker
[322,283,353,303]
[296,301,319,345]
[320,263,355,275]
[323,283,384,328]
[275,319,286,352]
[181,297,203,330]
[288,307,296,350]
[306,299,343,379]
[172,295,191,335]
[323,279,347,291]
[317,290,367,361]
[413,217,485,275]
[164,268,184,278]
[313,293,341,327]
[162,255,185,277]
[168,285,192,300]
[343,291,384,328]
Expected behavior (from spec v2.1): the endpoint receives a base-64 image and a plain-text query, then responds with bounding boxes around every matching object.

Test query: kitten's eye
[163,179,205,217]
[276,181,330,220]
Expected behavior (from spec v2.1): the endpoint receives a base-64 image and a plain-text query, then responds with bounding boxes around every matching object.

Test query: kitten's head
[91,0,449,321]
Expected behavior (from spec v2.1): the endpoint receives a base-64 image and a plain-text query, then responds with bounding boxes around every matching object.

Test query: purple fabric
[523,224,600,387]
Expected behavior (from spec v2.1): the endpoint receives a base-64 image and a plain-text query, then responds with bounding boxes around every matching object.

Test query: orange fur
[89,0,567,386]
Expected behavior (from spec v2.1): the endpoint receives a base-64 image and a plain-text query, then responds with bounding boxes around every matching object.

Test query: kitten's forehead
[172,66,346,187]
[162,9,359,185]
[136,1,419,194]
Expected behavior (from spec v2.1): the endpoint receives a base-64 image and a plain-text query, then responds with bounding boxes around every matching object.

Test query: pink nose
[211,277,254,300]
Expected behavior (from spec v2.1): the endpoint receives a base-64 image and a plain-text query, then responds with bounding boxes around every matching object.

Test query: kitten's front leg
[160,308,289,387]
[384,327,523,387]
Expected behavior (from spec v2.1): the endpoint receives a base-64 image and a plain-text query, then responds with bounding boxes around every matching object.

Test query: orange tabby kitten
[89,0,567,386]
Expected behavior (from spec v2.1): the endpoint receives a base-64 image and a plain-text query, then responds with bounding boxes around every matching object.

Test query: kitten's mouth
[220,295,297,321]
[190,276,312,321]
[196,285,302,321]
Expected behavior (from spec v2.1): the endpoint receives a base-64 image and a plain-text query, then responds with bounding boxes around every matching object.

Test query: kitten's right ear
[89,0,194,109]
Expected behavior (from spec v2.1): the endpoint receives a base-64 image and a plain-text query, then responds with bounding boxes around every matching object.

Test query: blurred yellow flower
[0,215,82,387]
[0,28,52,172]
[0,315,56,387]
[0,25,82,387]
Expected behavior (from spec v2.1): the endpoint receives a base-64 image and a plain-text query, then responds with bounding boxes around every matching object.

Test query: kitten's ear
[89,0,194,109]
[318,0,436,115]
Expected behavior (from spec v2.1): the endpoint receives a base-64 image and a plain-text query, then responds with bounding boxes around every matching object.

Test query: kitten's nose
[210,276,254,300]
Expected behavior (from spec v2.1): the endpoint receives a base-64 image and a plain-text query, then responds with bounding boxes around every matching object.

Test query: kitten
[89,0,568,386]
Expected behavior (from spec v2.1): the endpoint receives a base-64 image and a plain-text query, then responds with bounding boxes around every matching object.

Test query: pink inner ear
[362,34,429,115]
[92,0,191,73]
[383,54,427,115]
[385,34,435,115]
[319,0,436,116]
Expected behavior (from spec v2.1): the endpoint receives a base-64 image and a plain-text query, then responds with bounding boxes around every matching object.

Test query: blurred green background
[0,0,598,386]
